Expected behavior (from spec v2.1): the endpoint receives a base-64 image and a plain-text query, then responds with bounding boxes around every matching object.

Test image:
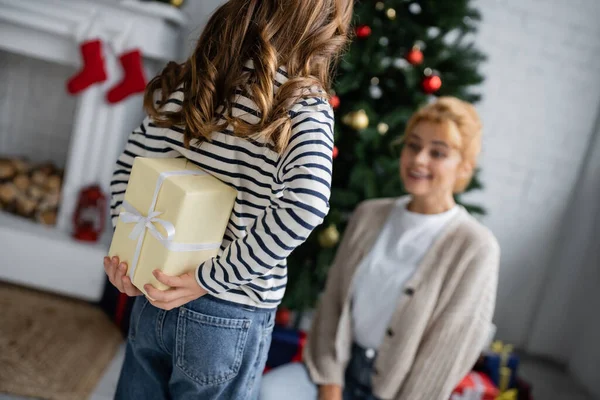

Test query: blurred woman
[260,97,500,400]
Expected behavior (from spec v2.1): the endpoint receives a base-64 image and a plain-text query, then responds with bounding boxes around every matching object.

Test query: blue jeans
[115,295,276,400]
[260,343,380,400]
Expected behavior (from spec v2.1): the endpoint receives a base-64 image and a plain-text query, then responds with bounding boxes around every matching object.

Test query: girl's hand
[319,384,343,400]
[103,256,143,297]
[144,270,208,311]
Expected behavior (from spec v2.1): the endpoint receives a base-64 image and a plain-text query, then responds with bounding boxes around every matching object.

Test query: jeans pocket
[129,297,149,341]
[175,306,251,386]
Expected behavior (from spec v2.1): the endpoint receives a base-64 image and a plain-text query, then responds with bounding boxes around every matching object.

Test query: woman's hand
[319,384,343,400]
[103,256,143,297]
[144,269,208,311]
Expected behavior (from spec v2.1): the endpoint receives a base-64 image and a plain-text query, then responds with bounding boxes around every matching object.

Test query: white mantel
[0,0,187,301]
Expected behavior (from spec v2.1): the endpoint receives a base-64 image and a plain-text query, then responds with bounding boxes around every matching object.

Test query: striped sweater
[110,67,333,308]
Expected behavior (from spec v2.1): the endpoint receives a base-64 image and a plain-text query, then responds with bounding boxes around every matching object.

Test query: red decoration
[275,307,292,327]
[406,47,424,65]
[73,185,107,242]
[332,146,339,159]
[290,330,307,363]
[422,74,442,94]
[452,372,499,400]
[355,24,372,38]
[67,39,107,95]
[106,49,147,104]
[329,95,340,110]
[114,293,130,329]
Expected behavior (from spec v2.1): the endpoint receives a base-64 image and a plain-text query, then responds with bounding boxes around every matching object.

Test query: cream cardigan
[303,198,500,400]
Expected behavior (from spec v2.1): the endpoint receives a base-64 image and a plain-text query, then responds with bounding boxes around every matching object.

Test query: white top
[352,196,459,350]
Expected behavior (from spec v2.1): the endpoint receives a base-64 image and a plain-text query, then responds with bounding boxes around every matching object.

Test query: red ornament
[329,95,340,110]
[332,146,339,159]
[422,75,442,94]
[406,47,424,65]
[355,25,372,38]
[275,307,292,326]
[73,184,106,242]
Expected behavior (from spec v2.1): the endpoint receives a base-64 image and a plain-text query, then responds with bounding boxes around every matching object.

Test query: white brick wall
[0,50,77,168]
[467,0,600,348]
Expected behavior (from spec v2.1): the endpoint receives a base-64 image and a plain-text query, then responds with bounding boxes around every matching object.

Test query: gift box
[108,157,236,296]
[265,326,307,372]
[451,371,499,400]
[483,341,520,390]
[515,377,533,400]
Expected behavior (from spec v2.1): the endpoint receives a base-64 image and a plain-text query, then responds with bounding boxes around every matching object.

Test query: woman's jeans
[115,295,276,400]
[260,343,380,400]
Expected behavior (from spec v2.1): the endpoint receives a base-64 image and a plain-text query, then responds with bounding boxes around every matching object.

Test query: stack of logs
[0,157,62,225]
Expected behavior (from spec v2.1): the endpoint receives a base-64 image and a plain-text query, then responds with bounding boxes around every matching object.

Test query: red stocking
[67,39,107,94]
[106,49,147,104]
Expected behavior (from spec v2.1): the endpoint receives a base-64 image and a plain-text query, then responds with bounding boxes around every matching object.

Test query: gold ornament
[318,224,340,248]
[170,0,184,7]
[386,8,397,20]
[377,122,389,135]
[375,2,385,11]
[342,109,369,130]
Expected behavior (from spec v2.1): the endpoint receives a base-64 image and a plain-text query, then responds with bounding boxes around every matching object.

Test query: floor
[1,345,596,400]
[0,342,126,400]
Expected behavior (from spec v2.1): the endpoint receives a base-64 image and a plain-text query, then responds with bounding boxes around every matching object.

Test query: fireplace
[0,50,77,226]
[0,0,187,301]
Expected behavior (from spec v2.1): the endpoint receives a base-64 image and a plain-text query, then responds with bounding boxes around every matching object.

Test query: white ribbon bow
[119,169,222,280]
[121,205,175,243]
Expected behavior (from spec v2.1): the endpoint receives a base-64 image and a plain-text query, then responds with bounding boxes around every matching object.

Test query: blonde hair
[404,97,483,193]
[144,0,353,153]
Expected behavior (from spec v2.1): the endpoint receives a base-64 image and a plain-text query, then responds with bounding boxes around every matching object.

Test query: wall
[0,50,77,168]
[180,0,225,59]
[528,110,600,395]
[568,227,600,398]
[467,0,600,348]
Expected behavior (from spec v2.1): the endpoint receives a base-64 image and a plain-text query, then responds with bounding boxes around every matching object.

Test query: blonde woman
[261,97,500,400]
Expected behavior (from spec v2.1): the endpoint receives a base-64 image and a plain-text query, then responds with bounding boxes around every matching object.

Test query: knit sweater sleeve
[196,104,334,294]
[109,114,178,228]
[303,202,367,386]
[394,240,500,400]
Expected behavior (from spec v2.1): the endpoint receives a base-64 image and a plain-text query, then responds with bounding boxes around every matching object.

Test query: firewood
[37,162,55,176]
[15,195,37,217]
[0,160,16,181]
[31,169,47,187]
[38,208,58,225]
[14,174,30,192]
[27,185,45,201]
[42,193,60,209]
[46,174,62,193]
[12,158,30,174]
[0,183,18,204]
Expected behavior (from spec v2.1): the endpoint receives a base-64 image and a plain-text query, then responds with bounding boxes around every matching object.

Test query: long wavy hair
[143,0,353,153]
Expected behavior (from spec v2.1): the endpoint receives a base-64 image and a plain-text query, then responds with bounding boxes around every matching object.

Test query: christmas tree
[282,0,487,311]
